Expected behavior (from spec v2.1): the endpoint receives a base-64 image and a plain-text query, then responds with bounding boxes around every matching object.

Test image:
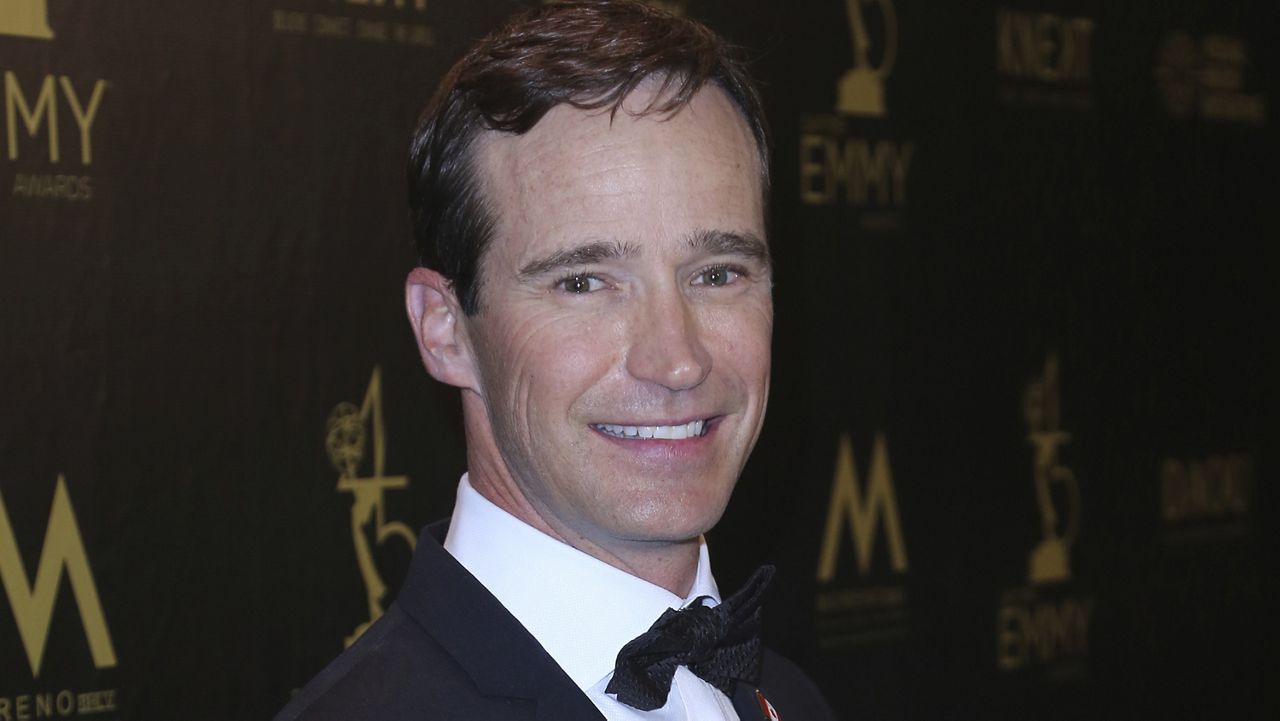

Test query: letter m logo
[0,475,117,677]
[816,433,909,582]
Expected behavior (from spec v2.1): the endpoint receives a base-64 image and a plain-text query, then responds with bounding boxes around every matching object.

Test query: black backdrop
[1,1,1273,719]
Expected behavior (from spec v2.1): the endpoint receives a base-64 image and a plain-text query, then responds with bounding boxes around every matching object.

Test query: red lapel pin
[755,689,780,721]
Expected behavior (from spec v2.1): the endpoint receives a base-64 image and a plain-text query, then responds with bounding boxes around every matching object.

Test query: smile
[591,419,709,440]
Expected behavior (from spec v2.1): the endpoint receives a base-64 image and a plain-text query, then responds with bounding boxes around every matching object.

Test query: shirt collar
[443,474,722,691]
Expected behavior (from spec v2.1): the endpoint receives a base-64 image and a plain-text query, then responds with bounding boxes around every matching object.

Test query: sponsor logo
[271,0,434,47]
[1,475,116,677]
[995,9,1095,110]
[799,0,913,231]
[0,690,117,719]
[328,366,416,647]
[814,433,910,649]
[817,433,908,581]
[996,355,1092,679]
[1157,31,1267,125]
[1160,452,1254,543]
[1,475,119,717]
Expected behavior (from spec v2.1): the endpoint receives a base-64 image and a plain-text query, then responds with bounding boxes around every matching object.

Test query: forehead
[473,83,764,264]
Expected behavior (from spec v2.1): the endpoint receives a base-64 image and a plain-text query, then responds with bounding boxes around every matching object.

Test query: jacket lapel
[395,521,605,720]
[732,682,768,721]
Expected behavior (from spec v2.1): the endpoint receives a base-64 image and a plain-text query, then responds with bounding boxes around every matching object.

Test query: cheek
[705,302,773,371]
[487,311,622,418]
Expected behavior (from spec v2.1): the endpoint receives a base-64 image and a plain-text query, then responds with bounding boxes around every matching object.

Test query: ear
[405,267,480,391]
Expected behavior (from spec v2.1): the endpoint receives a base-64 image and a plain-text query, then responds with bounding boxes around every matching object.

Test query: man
[277,2,836,719]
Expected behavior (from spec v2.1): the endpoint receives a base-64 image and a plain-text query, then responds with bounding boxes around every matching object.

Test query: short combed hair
[407,0,771,315]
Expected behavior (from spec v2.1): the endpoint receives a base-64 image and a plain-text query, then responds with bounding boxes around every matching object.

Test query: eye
[692,265,744,287]
[555,273,606,294]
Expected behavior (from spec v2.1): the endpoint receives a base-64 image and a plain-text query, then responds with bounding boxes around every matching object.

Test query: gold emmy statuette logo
[328,366,416,647]
[1023,355,1079,585]
[837,0,897,117]
[0,475,117,677]
[0,0,54,39]
[817,433,908,582]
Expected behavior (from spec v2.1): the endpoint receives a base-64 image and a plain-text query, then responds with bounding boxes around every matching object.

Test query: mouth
[590,418,712,440]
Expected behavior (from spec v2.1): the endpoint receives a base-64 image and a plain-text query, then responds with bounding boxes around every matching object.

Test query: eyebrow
[687,229,771,266]
[517,239,641,279]
[515,230,771,281]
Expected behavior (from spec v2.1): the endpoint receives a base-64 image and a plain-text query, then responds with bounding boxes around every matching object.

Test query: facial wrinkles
[469,299,611,522]
[483,274,762,527]
[489,285,719,457]
[475,235,770,463]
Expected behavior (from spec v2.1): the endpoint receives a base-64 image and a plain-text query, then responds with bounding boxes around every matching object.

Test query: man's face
[459,84,771,553]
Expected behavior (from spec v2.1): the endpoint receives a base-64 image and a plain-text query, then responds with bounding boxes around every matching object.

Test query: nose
[625,288,712,391]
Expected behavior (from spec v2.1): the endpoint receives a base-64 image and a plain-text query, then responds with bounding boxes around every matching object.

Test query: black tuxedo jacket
[276,521,837,721]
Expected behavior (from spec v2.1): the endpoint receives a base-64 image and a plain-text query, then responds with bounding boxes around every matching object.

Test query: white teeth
[594,419,708,440]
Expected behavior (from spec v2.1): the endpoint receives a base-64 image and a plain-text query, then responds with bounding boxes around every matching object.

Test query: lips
[591,419,709,440]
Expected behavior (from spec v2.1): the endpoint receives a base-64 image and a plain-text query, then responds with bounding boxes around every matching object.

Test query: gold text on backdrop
[4,73,107,164]
[799,0,913,229]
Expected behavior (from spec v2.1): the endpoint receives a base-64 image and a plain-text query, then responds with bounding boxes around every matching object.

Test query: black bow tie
[606,565,775,711]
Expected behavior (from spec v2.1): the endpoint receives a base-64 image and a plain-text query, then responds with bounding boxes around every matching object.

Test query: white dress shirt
[444,475,743,721]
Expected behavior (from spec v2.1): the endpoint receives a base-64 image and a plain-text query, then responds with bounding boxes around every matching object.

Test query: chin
[619,491,731,543]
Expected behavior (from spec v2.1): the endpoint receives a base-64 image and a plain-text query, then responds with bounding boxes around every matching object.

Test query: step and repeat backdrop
[1,0,1273,719]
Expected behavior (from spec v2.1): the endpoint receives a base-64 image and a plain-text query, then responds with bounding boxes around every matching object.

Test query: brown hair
[407,0,770,315]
